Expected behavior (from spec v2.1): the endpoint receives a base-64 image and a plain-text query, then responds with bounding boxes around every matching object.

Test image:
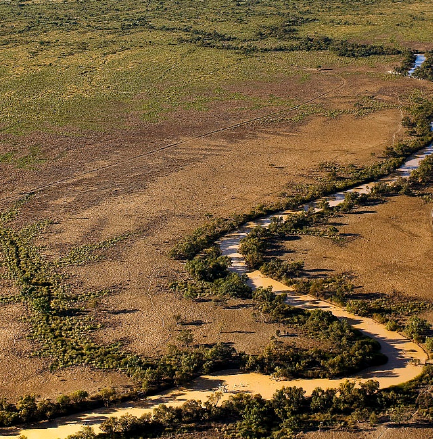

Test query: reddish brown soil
[158,424,433,439]
[283,196,433,309]
[300,425,433,438]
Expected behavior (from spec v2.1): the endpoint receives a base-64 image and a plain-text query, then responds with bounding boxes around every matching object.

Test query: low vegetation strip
[0,210,241,426]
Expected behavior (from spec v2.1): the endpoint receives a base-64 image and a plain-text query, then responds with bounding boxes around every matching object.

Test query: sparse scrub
[394,50,416,75]
[58,233,131,266]
[1,0,430,135]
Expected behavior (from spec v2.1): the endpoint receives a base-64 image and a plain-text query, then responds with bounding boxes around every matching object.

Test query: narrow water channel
[408,53,426,77]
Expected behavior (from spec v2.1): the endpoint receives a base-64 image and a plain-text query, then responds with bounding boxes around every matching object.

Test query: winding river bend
[3,59,433,439]
[8,131,433,439]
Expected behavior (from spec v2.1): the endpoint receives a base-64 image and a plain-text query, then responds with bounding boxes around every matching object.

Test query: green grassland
[0,0,432,136]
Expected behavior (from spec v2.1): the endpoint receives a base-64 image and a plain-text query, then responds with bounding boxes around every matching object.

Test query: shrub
[260,258,304,280]
[185,252,230,282]
[65,427,96,439]
[385,320,399,332]
[213,272,252,298]
[425,336,433,353]
[404,316,430,342]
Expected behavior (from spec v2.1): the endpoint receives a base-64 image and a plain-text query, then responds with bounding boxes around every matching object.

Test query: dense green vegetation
[410,153,433,185]
[171,247,385,379]
[294,275,432,343]
[0,343,236,425]
[247,287,386,378]
[171,245,253,299]
[238,209,344,271]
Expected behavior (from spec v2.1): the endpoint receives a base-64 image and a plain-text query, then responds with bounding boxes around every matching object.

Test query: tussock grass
[0,0,429,135]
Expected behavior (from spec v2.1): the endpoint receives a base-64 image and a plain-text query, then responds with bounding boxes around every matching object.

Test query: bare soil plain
[300,426,433,439]
[165,426,433,439]
[284,196,433,305]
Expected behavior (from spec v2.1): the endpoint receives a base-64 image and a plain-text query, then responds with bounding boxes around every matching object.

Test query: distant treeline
[119,13,402,58]
[177,30,402,57]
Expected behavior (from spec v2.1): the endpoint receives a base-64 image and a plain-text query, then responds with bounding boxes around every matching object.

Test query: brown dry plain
[0,59,433,415]
[282,196,433,310]
[145,424,433,439]
[300,427,433,439]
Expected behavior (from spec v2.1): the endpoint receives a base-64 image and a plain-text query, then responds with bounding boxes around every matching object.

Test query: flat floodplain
[284,196,433,301]
[1,0,433,437]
